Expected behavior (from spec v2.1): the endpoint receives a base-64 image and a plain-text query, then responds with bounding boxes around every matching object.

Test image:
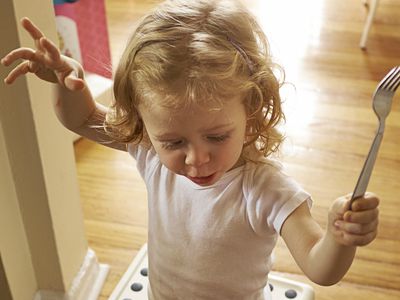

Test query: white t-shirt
[128,144,312,300]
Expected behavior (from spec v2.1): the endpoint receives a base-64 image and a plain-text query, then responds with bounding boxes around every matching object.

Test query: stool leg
[360,0,380,49]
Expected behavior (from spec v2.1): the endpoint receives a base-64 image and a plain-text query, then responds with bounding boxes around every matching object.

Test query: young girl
[1,0,380,299]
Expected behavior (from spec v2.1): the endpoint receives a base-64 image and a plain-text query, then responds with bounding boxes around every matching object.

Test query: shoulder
[242,158,312,233]
[127,142,160,179]
[244,157,310,202]
[243,158,290,194]
[127,141,153,158]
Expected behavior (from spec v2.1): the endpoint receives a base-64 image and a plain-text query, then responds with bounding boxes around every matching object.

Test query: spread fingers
[4,61,36,84]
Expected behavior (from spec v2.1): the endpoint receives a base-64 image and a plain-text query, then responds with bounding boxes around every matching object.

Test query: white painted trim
[34,248,109,300]
[108,244,148,300]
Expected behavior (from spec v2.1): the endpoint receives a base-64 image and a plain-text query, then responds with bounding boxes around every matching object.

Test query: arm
[54,83,127,151]
[1,17,126,151]
[281,193,379,286]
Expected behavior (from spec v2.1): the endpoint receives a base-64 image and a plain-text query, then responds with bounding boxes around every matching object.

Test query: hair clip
[227,36,255,74]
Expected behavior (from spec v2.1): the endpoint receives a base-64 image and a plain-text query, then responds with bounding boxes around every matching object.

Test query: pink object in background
[54,0,112,78]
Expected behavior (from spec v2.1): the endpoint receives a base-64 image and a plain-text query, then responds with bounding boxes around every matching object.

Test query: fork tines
[380,66,400,92]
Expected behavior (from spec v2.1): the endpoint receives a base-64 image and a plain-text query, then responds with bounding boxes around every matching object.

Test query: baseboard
[34,248,109,300]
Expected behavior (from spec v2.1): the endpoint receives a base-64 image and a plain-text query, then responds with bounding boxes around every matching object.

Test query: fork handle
[351,122,385,203]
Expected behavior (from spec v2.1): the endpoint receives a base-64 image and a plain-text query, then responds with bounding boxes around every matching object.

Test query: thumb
[64,71,85,91]
[332,194,352,216]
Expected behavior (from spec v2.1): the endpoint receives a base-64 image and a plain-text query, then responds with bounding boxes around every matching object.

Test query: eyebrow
[201,123,234,132]
[154,123,234,140]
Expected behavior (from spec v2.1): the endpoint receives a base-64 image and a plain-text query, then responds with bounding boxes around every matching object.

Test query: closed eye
[207,134,230,143]
[161,140,184,150]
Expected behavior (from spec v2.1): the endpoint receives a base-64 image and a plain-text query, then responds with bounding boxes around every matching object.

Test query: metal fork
[351,66,400,203]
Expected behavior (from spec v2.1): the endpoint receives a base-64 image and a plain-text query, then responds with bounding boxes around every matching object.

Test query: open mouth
[187,173,216,185]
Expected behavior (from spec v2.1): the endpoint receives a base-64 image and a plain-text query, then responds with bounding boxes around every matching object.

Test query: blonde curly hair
[106,0,285,161]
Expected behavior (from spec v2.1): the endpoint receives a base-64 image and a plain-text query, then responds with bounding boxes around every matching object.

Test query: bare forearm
[282,203,357,286]
[305,193,380,285]
[306,231,356,285]
[53,82,127,151]
[52,82,98,131]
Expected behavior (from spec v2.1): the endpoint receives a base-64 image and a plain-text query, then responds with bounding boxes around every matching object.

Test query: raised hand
[329,192,379,247]
[1,17,84,91]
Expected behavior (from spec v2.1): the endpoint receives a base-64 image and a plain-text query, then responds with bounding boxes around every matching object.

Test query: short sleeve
[272,191,312,235]
[127,143,159,182]
[243,160,312,236]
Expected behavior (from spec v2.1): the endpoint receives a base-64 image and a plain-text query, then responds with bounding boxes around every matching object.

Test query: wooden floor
[74,0,400,299]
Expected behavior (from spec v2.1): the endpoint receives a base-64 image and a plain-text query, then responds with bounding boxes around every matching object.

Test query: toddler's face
[140,97,247,186]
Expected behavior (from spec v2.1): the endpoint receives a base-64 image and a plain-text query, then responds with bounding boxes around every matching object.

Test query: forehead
[140,97,246,134]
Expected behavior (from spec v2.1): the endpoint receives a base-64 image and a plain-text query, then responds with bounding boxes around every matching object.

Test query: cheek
[156,149,184,172]
[218,136,244,164]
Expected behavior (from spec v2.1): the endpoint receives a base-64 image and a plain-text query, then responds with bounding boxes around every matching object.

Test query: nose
[185,144,211,168]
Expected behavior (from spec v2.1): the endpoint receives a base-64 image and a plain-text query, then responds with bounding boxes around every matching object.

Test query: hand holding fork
[329,67,398,247]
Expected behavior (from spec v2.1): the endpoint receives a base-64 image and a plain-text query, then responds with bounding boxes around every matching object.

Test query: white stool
[360,0,380,49]
[109,244,315,300]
